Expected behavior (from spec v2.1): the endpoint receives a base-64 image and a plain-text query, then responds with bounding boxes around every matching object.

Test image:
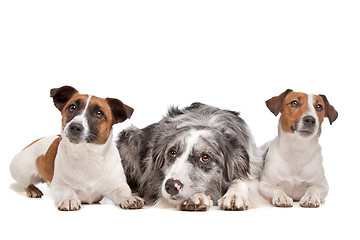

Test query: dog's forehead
[88,96,111,111]
[66,93,89,106]
[65,94,111,110]
[185,129,220,151]
[284,91,308,103]
[312,94,325,106]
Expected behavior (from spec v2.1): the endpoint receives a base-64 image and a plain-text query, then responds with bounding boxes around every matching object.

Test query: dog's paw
[218,192,249,211]
[119,196,145,209]
[58,199,81,211]
[181,193,213,211]
[299,195,321,208]
[25,184,43,198]
[272,194,293,207]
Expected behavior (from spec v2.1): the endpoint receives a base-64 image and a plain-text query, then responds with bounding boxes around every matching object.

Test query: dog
[117,102,263,211]
[259,89,338,207]
[10,85,144,211]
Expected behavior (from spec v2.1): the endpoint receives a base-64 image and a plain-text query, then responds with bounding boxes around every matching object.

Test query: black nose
[165,178,183,196]
[69,123,84,135]
[303,116,316,126]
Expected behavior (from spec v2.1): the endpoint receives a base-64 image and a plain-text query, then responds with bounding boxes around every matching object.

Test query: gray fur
[117,102,261,206]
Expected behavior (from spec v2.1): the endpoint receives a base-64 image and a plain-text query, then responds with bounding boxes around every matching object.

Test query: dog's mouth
[296,129,315,137]
[291,124,316,137]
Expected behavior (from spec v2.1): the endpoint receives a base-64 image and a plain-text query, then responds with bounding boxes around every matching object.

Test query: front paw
[218,192,249,211]
[272,194,293,207]
[119,196,144,209]
[25,184,43,198]
[58,199,81,211]
[181,193,213,211]
[299,195,321,208]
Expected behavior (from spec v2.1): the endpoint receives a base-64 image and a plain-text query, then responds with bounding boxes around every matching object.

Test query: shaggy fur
[117,102,262,211]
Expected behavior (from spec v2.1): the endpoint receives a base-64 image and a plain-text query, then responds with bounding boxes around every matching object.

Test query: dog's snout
[303,116,316,126]
[165,178,183,196]
[69,123,84,134]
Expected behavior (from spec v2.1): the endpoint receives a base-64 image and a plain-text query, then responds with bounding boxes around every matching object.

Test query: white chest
[51,140,124,203]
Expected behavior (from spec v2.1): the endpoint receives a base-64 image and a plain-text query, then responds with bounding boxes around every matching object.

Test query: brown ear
[50,86,78,111]
[265,89,293,116]
[320,94,338,125]
[106,98,134,124]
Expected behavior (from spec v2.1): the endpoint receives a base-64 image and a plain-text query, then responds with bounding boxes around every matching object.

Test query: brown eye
[68,104,76,112]
[200,154,210,163]
[169,150,177,158]
[316,104,323,112]
[290,100,299,108]
[96,110,104,118]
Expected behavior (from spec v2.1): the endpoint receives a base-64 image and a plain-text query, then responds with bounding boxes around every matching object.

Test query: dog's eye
[68,104,77,112]
[290,100,299,107]
[316,104,323,112]
[200,154,210,163]
[96,110,104,118]
[169,150,177,158]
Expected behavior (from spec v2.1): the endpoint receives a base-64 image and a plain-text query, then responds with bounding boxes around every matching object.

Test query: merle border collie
[117,103,263,211]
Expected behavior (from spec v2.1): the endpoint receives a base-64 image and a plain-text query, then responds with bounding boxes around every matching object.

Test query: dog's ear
[50,86,78,111]
[320,94,338,125]
[266,89,293,116]
[106,98,134,124]
[225,151,250,182]
[222,134,250,182]
[151,142,165,171]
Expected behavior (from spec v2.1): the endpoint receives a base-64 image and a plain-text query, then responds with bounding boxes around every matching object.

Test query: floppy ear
[265,89,293,116]
[106,98,134,124]
[222,134,250,182]
[320,94,338,125]
[50,86,78,111]
[151,138,166,171]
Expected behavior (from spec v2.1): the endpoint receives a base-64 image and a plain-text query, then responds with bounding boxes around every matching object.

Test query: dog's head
[151,125,250,205]
[266,89,338,138]
[50,86,134,144]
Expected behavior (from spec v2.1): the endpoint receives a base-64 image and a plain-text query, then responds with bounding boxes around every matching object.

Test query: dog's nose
[69,123,84,134]
[303,116,316,126]
[165,178,183,196]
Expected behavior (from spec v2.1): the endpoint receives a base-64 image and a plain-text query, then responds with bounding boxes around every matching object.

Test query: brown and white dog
[10,86,144,211]
[259,89,338,207]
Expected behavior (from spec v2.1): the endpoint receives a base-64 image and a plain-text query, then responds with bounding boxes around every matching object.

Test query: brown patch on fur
[313,95,326,126]
[280,92,309,133]
[320,94,338,125]
[36,136,62,182]
[266,89,293,116]
[23,138,44,150]
[88,96,114,144]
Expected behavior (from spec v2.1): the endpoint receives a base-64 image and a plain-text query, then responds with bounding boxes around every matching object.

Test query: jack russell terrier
[259,89,338,207]
[10,86,144,211]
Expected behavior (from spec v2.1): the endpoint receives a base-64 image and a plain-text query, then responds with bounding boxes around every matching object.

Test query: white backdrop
[1,1,359,239]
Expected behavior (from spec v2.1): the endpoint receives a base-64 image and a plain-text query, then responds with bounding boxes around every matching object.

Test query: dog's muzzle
[297,115,317,136]
[66,122,85,143]
[165,178,183,196]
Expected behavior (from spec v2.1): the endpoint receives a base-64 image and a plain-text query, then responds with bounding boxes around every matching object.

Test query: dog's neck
[277,124,321,161]
[61,131,114,160]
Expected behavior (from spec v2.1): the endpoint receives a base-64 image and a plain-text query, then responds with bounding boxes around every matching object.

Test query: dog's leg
[299,184,328,208]
[50,185,81,211]
[107,184,144,209]
[218,179,251,211]
[260,182,293,207]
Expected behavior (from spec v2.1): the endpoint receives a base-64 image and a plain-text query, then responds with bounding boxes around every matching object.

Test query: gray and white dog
[117,103,262,211]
